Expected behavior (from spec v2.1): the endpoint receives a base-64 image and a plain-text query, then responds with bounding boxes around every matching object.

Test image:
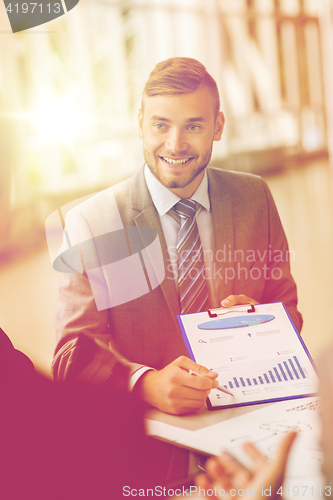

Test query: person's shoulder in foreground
[0,327,171,500]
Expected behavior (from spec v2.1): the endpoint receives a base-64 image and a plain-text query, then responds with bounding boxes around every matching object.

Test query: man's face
[138,86,224,197]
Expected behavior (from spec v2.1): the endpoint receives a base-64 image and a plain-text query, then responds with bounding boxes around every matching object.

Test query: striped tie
[173,199,209,314]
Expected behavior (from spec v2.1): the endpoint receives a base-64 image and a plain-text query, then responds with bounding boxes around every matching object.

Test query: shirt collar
[144,164,210,216]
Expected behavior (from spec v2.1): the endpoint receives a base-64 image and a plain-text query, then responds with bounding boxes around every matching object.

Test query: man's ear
[214,112,225,141]
[138,109,143,138]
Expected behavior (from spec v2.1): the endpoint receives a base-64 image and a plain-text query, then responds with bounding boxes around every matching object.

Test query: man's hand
[195,432,297,500]
[136,356,219,415]
[221,294,259,308]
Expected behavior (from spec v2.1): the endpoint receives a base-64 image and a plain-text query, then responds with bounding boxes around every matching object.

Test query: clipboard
[208,303,255,317]
[177,302,318,410]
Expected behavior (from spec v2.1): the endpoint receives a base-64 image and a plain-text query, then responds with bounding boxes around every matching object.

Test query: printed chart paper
[178,302,318,409]
[146,397,324,500]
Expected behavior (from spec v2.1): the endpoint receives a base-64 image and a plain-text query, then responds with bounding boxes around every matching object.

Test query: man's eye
[155,123,166,130]
[188,125,199,131]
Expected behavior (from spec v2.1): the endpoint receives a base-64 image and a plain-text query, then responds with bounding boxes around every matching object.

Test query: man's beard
[143,148,213,189]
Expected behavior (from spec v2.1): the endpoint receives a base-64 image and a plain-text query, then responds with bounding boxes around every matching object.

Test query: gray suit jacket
[52,166,302,382]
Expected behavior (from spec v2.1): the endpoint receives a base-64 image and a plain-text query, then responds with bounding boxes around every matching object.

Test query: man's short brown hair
[142,57,220,117]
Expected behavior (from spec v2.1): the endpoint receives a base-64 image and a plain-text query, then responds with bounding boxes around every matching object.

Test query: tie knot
[173,199,197,219]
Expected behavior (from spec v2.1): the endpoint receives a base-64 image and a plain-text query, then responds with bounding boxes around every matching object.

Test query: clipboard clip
[208,303,255,318]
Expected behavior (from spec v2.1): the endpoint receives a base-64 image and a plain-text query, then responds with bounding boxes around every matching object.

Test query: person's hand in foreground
[195,432,297,500]
[136,356,219,415]
[221,294,259,308]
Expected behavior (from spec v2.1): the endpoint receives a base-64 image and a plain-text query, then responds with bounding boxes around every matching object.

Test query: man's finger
[166,398,208,414]
[173,356,219,379]
[216,452,253,484]
[195,472,218,498]
[205,457,234,492]
[241,442,268,467]
[273,431,297,470]
[177,368,219,391]
[221,294,259,307]
[170,383,211,401]
[195,363,219,379]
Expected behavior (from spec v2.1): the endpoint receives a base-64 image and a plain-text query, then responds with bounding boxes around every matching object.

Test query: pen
[188,370,234,396]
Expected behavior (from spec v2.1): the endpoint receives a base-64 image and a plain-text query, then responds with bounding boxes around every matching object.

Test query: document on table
[177,302,318,410]
[146,397,324,499]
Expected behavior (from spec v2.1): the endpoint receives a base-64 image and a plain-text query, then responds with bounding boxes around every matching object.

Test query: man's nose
[165,129,188,153]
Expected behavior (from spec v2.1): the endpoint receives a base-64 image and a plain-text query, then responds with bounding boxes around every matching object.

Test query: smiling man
[52,57,302,443]
[138,84,223,197]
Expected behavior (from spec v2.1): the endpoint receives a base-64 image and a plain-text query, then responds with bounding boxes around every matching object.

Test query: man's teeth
[162,157,191,165]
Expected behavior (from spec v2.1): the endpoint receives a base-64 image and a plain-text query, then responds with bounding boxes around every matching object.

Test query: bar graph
[222,356,307,391]
[180,302,318,408]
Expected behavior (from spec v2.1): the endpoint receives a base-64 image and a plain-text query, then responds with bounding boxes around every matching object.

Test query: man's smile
[159,156,194,166]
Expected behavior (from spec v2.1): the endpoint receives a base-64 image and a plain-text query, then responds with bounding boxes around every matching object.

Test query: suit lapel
[207,168,235,303]
[128,169,181,321]
[127,167,236,316]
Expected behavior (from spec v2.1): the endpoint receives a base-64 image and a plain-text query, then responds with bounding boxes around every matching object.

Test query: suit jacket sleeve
[52,207,145,385]
[210,169,302,332]
[258,180,303,331]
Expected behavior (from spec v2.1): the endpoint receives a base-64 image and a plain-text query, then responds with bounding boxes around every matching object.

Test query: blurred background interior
[0,0,332,376]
